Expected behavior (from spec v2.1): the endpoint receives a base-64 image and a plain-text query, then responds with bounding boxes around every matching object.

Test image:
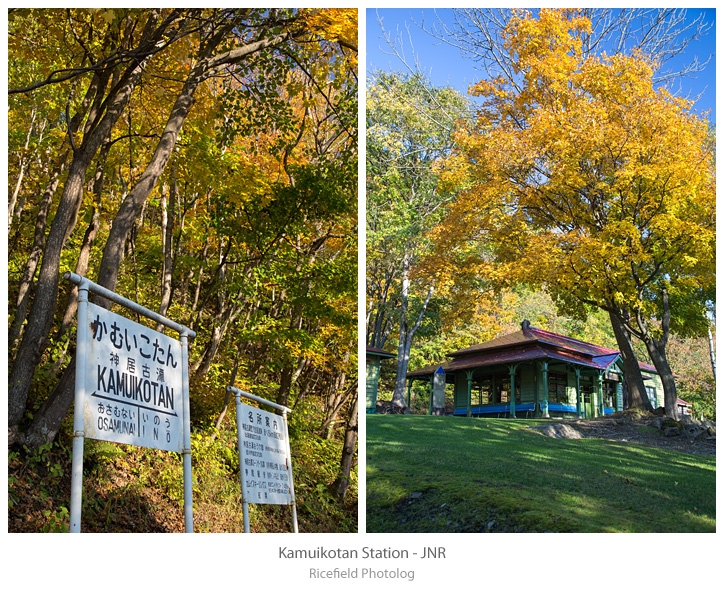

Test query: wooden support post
[509,364,518,418]
[597,372,604,417]
[466,370,473,417]
[575,367,582,418]
[615,379,623,411]
[539,361,549,418]
[407,379,412,409]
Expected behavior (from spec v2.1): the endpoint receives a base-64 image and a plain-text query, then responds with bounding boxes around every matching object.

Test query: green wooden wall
[366,358,381,413]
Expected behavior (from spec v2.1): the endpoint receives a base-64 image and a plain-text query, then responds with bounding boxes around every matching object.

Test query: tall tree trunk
[8,106,38,222]
[330,391,358,502]
[155,172,177,330]
[8,150,105,428]
[211,353,242,439]
[643,337,679,419]
[95,26,298,301]
[23,140,114,449]
[635,289,678,419]
[276,358,308,409]
[57,139,112,341]
[391,252,434,410]
[8,14,166,431]
[708,325,716,381]
[609,309,653,412]
[8,163,65,356]
[8,76,98,354]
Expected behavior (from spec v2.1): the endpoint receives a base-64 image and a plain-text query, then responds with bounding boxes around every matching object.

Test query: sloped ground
[8,428,357,533]
[529,410,716,456]
[367,414,715,533]
[375,402,716,456]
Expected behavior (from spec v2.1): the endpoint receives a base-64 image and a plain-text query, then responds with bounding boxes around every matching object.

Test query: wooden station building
[406,320,666,418]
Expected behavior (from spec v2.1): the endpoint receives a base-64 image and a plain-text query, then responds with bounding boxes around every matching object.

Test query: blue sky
[367,7,717,125]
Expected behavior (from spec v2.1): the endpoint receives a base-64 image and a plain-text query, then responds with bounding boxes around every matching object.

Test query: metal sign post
[228,385,298,533]
[65,272,195,532]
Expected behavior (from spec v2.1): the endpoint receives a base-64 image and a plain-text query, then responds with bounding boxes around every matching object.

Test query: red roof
[448,325,619,358]
[407,320,655,379]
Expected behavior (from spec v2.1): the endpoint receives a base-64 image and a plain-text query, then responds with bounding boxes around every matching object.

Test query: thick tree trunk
[391,254,412,410]
[22,144,110,449]
[22,362,76,450]
[643,337,679,419]
[12,14,299,443]
[642,291,678,418]
[609,309,653,412]
[47,201,102,374]
[8,14,166,431]
[633,289,678,418]
[9,77,97,354]
[9,148,104,428]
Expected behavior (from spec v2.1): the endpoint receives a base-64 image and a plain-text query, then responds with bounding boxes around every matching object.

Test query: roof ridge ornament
[521,319,531,330]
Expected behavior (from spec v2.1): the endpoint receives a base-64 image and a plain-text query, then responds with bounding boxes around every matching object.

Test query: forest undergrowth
[8,405,357,533]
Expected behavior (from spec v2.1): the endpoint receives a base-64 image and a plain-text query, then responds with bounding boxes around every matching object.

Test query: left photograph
[8,8,358,533]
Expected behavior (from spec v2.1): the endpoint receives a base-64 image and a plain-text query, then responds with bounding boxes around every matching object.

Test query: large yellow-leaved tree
[434,9,715,418]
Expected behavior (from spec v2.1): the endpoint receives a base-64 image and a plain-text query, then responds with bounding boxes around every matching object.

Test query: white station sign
[237,402,293,505]
[81,302,184,452]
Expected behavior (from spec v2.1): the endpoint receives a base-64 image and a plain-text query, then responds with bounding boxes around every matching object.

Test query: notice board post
[228,385,298,533]
[65,272,195,532]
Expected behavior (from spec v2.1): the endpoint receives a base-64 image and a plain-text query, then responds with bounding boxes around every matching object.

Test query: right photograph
[365,7,716,533]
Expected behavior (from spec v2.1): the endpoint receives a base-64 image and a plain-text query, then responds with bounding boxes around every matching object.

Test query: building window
[495,375,511,404]
[478,378,492,405]
[548,372,568,404]
[476,373,519,405]
[603,382,616,408]
[646,386,657,409]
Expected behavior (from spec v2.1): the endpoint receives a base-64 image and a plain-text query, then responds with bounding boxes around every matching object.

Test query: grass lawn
[366,415,715,533]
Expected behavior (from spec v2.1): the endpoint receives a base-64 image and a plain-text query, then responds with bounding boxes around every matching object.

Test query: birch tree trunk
[708,325,716,381]
[391,252,434,410]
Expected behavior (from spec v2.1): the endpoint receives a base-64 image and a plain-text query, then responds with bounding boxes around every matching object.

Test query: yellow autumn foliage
[430,8,714,323]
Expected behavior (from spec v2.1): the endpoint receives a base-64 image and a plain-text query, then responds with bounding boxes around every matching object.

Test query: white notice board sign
[81,301,184,452]
[238,402,293,505]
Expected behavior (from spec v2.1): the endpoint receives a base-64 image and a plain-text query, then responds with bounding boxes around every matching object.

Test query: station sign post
[66,272,195,532]
[227,385,298,533]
